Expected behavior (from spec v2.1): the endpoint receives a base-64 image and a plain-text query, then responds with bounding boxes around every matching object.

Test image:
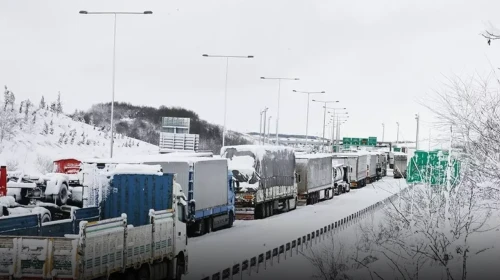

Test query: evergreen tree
[3,86,9,111]
[39,96,45,109]
[49,120,54,135]
[56,92,63,115]
[24,99,31,121]
[50,102,56,112]
[42,122,49,135]
[32,113,37,124]
[19,101,24,114]
[9,92,15,111]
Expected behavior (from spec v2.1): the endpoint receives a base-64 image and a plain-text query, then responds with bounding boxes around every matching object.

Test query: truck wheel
[261,203,267,219]
[175,261,183,280]
[56,183,69,206]
[41,213,51,223]
[137,264,150,280]
[198,219,205,236]
[269,202,274,216]
[227,211,234,228]
[206,218,212,233]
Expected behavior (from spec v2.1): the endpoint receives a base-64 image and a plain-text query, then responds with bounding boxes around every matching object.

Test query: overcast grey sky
[1,0,499,143]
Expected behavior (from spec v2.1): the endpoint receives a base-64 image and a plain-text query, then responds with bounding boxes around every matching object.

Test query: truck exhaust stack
[0,166,6,197]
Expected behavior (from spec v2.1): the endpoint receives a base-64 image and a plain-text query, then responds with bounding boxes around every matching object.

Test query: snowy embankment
[186,173,409,280]
[244,185,500,280]
[0,103,158,175]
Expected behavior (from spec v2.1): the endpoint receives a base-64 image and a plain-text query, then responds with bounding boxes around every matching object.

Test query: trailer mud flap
[235,208,255,220]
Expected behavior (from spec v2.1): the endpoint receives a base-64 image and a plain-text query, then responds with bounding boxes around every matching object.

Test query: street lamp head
[294,78,300,80]
[293,90,297,92]
[143,11,153,14]
[260,77,265,79]
[202,54,208,57]
[79,10,88,14]
[248,55,254,58]
[321,91,326,93]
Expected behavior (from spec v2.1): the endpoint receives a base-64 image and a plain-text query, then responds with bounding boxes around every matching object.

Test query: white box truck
[295,154,334,205]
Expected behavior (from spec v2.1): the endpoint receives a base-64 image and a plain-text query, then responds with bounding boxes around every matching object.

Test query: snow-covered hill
[0,102,158,175]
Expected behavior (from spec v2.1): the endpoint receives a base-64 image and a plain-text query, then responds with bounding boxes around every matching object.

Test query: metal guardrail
[199,185,413,280]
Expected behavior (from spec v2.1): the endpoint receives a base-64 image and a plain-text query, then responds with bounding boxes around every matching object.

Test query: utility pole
[415,113,420,150]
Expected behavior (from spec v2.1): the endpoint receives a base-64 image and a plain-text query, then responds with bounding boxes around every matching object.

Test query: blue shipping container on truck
[100,173,174,227]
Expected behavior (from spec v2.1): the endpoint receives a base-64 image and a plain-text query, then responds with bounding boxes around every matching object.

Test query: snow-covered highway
[186,173,409,280]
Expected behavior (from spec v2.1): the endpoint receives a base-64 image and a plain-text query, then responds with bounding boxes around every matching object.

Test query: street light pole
[326,107,347,151]
[202,54,254,147]
[79,10,153,158]
[262,107,268,145]
[382,123,385,142]
[267,115,272,144]
[313,100,339,151]
[415,114,420,150]
[261,77,300,145]
[293,90,325,146]
[396,122,400,144]
[330,113,348,152]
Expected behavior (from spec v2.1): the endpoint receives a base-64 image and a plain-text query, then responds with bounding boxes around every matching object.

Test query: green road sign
[361,138,368,145]
[368,137,377,146]
[343,137,351,144]
[352,138,360,145]
[406,150,461,186]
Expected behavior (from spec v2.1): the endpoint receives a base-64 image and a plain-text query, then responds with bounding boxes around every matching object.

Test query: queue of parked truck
[0,145,408,279]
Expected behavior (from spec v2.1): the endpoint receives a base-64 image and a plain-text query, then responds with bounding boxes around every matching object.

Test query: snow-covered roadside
[186,175,409,280]
[238,185,500,280]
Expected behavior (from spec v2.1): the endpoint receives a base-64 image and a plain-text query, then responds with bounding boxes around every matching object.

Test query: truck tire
[56,183,69,206]
[198,219,205,236]
[227,211,234,228]
[206,218,212,233]
[175,261,183,280]
[41,213,51,223]
[137,264,151,280]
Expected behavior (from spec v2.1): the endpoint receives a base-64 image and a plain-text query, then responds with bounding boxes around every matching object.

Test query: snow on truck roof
[82,154,225,165]
[221,145,295,161]
[295,153,333,160]
[332,151,369,158]
[107,164,164,176]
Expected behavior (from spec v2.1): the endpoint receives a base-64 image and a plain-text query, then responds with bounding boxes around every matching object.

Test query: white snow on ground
[186,173,409,280]
[0,103,158,175]
[240,188,500,280]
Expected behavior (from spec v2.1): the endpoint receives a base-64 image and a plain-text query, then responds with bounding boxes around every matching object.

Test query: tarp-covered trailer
[366,153,378,183]
[332,153,368,188]
[295,154,333,205]
[221,145,297,220]
[393,152,408,179]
